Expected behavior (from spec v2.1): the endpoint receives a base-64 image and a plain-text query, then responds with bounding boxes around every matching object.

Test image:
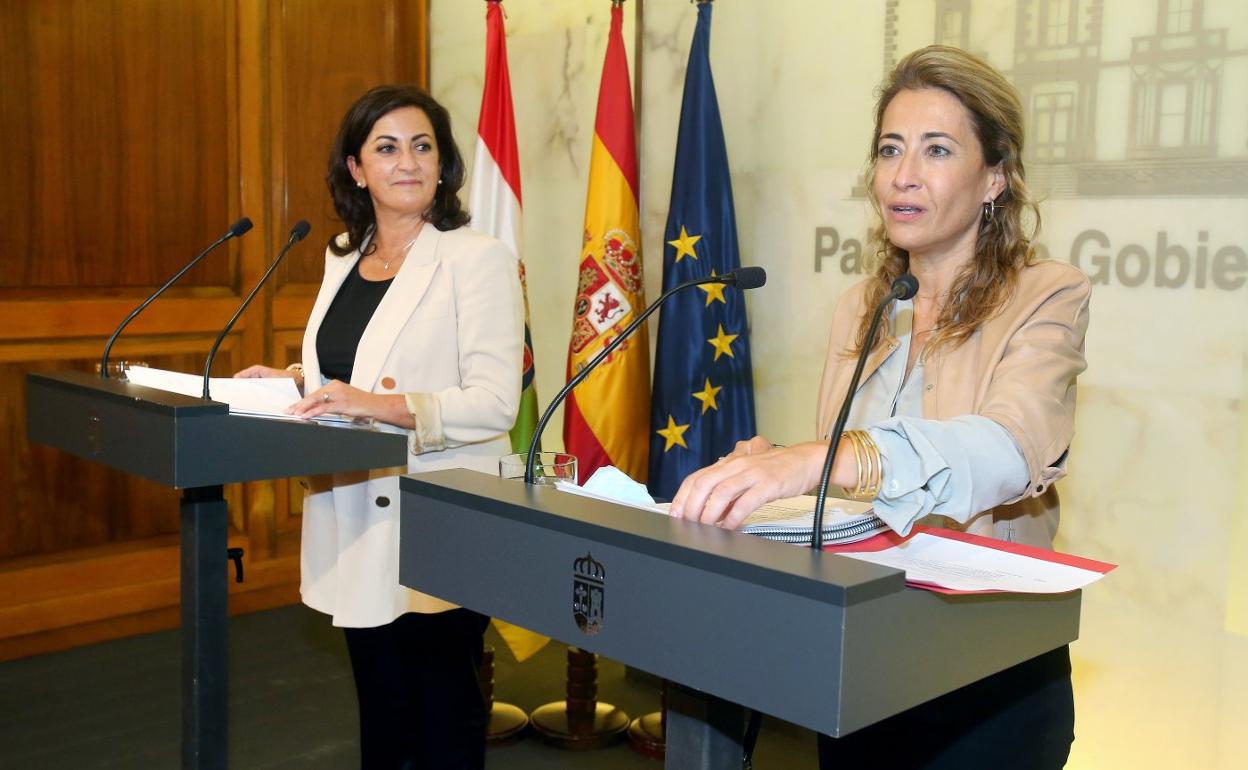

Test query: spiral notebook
[734,495,886,545]
[554,470,885,546]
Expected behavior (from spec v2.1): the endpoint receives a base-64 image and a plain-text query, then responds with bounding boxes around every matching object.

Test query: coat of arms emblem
[572,552,605,636]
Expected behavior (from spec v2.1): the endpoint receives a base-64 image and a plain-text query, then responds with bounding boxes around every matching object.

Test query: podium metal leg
[664,683,745,770]
[180,485,228,770]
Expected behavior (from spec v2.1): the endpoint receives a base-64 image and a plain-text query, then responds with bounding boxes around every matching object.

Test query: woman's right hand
[669,439,830,529]
[720,435,775,462]
[234,365,293,379]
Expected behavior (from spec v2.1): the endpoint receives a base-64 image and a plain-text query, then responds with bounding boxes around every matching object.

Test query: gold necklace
[376,237,417,271]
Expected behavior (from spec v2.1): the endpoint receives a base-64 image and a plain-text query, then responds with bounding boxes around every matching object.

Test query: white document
[837,532,1110,594]
[126,365,351,424]
[554,466,667,514]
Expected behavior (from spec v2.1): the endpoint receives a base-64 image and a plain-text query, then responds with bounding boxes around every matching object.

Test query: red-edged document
[823,525,1117,595]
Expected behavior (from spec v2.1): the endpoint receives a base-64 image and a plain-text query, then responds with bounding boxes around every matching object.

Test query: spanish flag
[563,3,650,483]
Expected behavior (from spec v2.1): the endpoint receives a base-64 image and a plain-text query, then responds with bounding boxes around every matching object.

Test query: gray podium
[26,371,407,770]
[399,469,1082,769]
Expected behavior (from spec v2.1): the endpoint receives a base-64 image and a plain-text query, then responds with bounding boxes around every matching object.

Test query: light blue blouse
[841,299,1029,535]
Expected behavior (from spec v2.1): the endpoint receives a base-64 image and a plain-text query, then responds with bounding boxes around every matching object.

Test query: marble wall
[431,1,1248,767]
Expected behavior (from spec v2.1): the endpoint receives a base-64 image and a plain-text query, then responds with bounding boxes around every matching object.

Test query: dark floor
[0,604,816,768]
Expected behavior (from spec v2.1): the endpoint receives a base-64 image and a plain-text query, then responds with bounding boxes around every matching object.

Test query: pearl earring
[356,178,366,189]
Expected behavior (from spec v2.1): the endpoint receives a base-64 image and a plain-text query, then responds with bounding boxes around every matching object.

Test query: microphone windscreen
[892,273,919,300]
[290,220,311,241]
[229,217,254,238]
[732,266,767,290]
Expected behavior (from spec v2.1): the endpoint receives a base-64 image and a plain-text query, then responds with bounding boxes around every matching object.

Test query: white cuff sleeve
[404,392,447,455]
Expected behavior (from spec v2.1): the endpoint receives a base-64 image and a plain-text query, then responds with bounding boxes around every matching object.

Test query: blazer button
[381,376,397,390]
[925,383,934,391]
[375,496,391,508]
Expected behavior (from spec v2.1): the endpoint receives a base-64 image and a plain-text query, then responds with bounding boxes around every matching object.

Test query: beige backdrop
[431,1,1248,767]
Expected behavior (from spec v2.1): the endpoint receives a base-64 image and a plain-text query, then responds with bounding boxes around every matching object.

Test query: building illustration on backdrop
[875,0,1248,198]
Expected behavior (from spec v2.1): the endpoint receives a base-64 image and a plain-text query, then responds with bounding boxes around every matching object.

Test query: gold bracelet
[285,363,304,376]
[840,431,865,499]
[857,430,883,499]
[841,430,883,500]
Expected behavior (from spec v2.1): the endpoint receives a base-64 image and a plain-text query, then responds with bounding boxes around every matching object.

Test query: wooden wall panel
[274,0,430,287]
[0,0,234,290]
[3,344,245,560]
[0,0,429,661]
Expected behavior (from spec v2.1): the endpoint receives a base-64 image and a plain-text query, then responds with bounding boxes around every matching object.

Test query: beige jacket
[300,225,522,627]
[815,260,1091,548]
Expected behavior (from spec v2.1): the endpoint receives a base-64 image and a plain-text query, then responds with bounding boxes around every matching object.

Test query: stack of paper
[125,366,352,424]
[826,527,1117,594]
[553,468,883,546]
[736,495,886,545]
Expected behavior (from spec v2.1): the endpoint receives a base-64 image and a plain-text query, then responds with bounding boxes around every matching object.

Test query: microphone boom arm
[811,274,917,548]
[100,218,252,378]
[202,221,309,400]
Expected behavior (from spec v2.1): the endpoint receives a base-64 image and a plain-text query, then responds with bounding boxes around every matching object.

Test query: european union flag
[648,1,756,501]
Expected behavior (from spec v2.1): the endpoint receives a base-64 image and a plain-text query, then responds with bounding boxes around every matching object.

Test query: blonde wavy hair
[854,45,1040,355]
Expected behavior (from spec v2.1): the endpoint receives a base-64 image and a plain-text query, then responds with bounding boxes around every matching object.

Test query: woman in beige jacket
[672,46,1089,769]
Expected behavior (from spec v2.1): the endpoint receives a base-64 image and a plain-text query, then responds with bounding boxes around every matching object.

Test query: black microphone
[100,217,252,378]
[811,273,918,548]
[201,220,311,400]
[525,266,768,484]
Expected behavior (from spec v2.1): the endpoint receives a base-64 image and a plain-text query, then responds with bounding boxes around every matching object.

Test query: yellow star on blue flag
[668,226,701,263]
[691,378,722,414]
[656,415,690,451]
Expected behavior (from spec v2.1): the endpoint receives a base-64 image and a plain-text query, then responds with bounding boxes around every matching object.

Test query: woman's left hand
[285,379,407,425]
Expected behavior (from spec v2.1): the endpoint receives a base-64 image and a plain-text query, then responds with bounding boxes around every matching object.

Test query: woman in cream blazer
[240,85,520,769]
[297,221,521,626]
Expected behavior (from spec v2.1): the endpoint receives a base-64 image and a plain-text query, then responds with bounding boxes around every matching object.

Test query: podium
[26,372,407,769]
[399,469,1082,770]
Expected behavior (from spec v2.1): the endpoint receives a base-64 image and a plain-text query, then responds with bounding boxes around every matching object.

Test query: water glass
[499,452,578,485]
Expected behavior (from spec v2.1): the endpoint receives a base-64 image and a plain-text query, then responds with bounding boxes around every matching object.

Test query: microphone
[525,266,768,484]
[811,273,918,548]
[100,217,252,378]
[201,220,311,400]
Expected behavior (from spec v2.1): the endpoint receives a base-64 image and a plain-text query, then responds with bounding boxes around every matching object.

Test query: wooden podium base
[530,701,629,750]
[529,647,629,750]
[479,646,529,745]
[627,711,665,759]
[486,702,529,745]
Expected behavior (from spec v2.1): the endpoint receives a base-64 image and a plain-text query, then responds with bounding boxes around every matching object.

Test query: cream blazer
[299,224,522,627]
[816,261,1091,548]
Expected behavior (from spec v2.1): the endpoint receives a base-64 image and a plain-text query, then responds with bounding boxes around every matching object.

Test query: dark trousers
[343,609,491,770]
[818,646,1075,770]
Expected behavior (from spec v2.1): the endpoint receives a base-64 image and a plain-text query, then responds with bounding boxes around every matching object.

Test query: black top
[316,261,394,383]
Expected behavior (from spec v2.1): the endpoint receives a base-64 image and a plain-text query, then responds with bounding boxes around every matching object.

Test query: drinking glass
[498,452,578,485]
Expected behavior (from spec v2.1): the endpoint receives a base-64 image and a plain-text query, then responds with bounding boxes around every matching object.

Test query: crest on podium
[572,552,605,636]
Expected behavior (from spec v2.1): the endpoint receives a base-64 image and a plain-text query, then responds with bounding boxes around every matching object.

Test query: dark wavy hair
[326,85,470,256]
[854,45,1040,355]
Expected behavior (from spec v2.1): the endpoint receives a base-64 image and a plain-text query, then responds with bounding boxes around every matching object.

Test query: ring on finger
[321,392,330,403]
